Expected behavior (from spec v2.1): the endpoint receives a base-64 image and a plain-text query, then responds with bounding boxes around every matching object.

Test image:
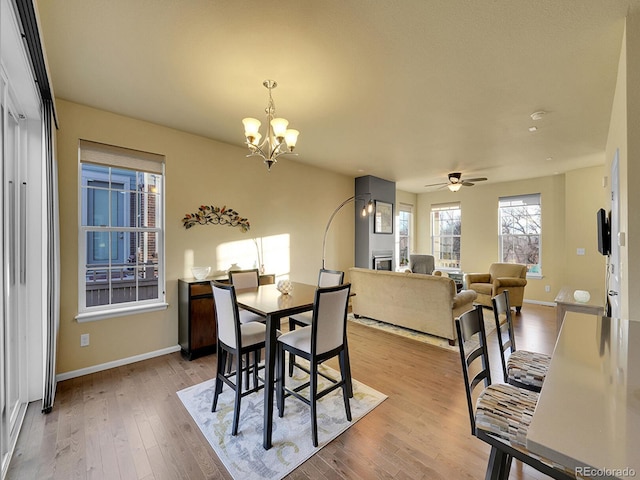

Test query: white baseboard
[56,345,182,382]
[524,299,556,307]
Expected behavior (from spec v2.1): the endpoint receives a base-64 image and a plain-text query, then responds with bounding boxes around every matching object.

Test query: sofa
[349,267,477,345]
[465,263,528,313]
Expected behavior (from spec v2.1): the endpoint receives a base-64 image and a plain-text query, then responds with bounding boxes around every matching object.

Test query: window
[431,203,461,270]
[397,203,412,268]
[77,140,166,321]
[498,194,541,276]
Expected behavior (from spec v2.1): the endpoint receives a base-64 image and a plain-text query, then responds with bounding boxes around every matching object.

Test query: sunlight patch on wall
[217,234,290,279]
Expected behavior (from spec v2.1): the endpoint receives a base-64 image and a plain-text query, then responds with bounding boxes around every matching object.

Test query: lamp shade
[448,183,462,192]
[284,129,299,149]
[270,118,289,137]
[242,117,261,136]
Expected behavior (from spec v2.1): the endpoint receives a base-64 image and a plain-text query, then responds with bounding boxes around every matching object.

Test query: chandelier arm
[321,193,372,269]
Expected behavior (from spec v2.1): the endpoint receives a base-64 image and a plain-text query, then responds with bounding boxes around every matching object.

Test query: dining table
[234,281,339,450]
[526,311,640,479]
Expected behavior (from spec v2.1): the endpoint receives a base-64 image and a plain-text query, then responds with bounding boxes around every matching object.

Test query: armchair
[406,254,442,276]
[466,263,528,313]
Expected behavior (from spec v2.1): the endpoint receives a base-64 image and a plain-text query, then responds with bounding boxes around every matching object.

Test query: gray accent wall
[355,175,396,269]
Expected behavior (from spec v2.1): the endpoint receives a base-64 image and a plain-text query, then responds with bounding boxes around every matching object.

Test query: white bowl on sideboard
[191,266,211,281]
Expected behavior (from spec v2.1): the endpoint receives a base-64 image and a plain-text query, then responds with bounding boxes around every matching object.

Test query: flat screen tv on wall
[597,208,611,256]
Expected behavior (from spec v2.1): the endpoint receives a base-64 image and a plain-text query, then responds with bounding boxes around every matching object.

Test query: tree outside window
[498,194,541,275]
[431,203,461,270]
[397,204,412,267]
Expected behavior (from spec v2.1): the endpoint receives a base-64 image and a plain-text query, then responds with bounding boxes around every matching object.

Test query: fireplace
[372,251,393,271]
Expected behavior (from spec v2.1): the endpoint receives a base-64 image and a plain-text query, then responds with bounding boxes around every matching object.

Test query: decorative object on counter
[242,79,300,171]
[276,279,293,295]
[182,205,250,232]
[573,289,591,303]
[191,266,211,280]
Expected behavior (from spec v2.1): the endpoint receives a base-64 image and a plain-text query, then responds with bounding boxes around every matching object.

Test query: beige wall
[56,99,354,375]
[414,170,606,304]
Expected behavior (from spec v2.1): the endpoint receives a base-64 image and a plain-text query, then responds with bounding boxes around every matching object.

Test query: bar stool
[492,291,551,392]
[456,306,575,480]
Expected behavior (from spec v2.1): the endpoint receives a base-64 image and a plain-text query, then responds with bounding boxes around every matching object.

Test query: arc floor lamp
[321,194,373,269]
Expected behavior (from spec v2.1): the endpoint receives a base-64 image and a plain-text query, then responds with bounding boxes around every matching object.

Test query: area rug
[348,308,497,351]
[177,362,387,480]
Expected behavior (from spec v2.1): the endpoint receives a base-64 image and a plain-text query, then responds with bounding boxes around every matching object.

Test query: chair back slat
[312,283,351,355]
[318,268,344,287]
[228,269,260,289]
[455,305,491,435]
[211,282,241,349]
[492,291,516,383]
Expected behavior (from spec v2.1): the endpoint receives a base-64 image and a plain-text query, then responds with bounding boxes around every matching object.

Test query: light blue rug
[177,362,387,480]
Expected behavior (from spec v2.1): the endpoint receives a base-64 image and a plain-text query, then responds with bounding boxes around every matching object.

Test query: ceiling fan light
[448,183,462,192]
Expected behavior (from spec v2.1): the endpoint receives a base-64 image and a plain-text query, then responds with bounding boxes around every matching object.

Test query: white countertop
[527,312,640,479]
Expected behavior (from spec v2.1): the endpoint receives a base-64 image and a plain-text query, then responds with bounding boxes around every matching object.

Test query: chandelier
[242,80,299,171]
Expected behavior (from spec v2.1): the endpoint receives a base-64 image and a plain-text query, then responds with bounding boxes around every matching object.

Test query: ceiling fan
[424,172,488,192]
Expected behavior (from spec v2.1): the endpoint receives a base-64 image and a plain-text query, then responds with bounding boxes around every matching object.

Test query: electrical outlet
[545,285,551,293]
[80,333,90,347]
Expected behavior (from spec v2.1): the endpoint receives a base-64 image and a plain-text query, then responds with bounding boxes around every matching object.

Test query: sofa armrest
[433,270,443,277]
[452,289,478,309]
[494,277,527,288]
[466,273,490,284]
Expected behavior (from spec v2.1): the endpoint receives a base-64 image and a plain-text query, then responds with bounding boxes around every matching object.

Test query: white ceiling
[35,0,638,193]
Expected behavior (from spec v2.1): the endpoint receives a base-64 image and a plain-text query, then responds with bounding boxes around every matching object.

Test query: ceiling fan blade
[424,182,448,188]
[463,177,487,183]
[461,181,475,186]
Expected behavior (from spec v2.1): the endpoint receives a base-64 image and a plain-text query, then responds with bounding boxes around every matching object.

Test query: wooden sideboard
[178,273,276,360]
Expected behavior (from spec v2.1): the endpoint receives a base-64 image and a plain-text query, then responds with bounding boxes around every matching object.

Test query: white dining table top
[526,312,640,479]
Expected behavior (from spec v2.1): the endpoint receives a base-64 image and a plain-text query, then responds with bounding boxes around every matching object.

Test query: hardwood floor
[8,303,559,480]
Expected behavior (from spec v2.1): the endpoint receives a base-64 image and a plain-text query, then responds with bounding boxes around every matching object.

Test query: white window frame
[430,203,461,271]
[498,193,542,278]
[397,203,412,268]
[76,140,167,322]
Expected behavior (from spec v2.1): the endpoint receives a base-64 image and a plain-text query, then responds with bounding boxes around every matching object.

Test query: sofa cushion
[469,283,492,295]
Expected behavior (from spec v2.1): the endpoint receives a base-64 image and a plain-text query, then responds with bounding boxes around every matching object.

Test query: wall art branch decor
[182,205,250,232]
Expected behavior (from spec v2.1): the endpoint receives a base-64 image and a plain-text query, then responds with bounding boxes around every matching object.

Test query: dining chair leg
[244,353,251,389]
[212,347,227,412]
[277,344,285,417]
[339,350,352,421]
[485,446,510,480]
[232,352,243,436]
[288,351,296,377]
[253,350,261,389]
[343,338,353,398]
[310,359,319,447]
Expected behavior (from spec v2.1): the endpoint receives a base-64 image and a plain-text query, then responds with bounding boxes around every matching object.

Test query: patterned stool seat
[507,350,551,390]
[475,383,576,477]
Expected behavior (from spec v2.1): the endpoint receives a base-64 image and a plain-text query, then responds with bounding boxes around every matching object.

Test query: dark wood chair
[456,305,575,480]
[211,282,266,436]
[492,291,551,392]
[276,283,352,447]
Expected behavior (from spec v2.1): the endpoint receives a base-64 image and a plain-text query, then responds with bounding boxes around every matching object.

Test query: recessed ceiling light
[546,157,553,161]
[528,126,538,132]
[530,111,546,121]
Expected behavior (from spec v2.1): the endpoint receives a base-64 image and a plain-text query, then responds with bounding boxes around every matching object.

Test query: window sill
[76,302,169,323]
[527,274,543,280]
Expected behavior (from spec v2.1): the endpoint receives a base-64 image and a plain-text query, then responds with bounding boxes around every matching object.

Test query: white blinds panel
[79,139,164,174]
